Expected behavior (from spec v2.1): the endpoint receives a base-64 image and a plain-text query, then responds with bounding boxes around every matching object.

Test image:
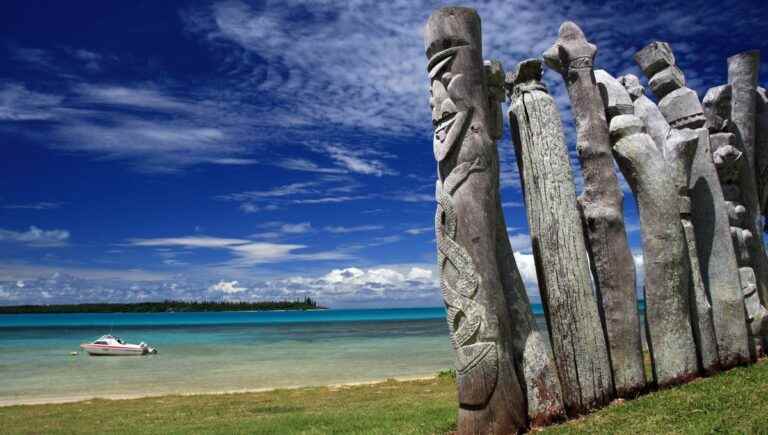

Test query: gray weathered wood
[507,58,614,413]
[689,128,753,365]
[710,131,768,340]
[636,42,752,368]
[543,22,635,403]
[619,73,721,374]
[619,74,670,152]
[609,114,699,385]
[728,52,768,314]
[489,57,565,428]
[596,69,702,383]
[666,129,720,374]
[425,7,526,433]
[494,208,565,426]
[757,87,768,221]
[728,51,759,178]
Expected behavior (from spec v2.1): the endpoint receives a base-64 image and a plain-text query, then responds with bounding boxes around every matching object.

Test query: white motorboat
[80,335,157,356]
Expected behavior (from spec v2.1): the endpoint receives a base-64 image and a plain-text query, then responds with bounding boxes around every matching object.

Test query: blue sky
[1,0,766,307]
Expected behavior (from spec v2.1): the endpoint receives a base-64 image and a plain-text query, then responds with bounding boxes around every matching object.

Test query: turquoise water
[0,307,496,405]
[3,304,643,405]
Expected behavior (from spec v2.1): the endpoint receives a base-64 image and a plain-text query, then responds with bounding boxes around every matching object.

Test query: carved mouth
[434,111,457,143]
[433,108,471,162]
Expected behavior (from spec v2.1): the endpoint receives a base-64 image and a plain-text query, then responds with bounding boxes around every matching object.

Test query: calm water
[0,307,548,405]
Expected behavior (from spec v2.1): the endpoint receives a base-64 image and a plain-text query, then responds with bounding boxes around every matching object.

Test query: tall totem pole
[425,7,527,433]
[543,22,642,397]
[507,58,615,413]
[594,69,702,382]
[635,42,753,367]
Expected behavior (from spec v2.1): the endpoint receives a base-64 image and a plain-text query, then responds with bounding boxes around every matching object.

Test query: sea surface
[0,307,549,405]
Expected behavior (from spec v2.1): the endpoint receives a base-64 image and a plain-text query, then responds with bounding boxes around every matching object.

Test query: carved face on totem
[428,42,473,162]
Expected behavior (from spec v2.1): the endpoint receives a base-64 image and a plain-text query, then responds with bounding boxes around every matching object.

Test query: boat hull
[80,344,147,356]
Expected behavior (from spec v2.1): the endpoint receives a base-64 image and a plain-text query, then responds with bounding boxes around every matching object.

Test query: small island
[0,298,325,314]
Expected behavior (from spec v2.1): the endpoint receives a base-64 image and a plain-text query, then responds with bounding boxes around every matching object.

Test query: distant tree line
[0,297,325,314]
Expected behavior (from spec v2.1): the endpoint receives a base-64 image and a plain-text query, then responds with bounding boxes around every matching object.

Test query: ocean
[0,306,549,405]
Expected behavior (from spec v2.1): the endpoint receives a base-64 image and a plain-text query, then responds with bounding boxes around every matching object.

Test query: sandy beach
[0,373,440,407]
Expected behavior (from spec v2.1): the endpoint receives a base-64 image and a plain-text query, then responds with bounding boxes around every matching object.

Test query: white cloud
[502,201,524,208]
[0,263,440,307]
[239,203,279,213]
[406,267,432,280]
[325,225,383,234]
[508,233,532,254]
[396,193,433,203]
[75,84,194,112]
[250,222,313,239]
[127,234,349,266]
[208,280,247,293]
[3,202,63,210]
[514,252,539,289]
[218,177,374,211]
[275,158,347,174]
[217,182,319,201]
[0,84,62,121]
[0,263,171,282]
[405,227,432,235]
[323,144,397,177]
[128,236,249,248]
[280,222,312,234]
[0,226,70,247]
[293,195,370,204]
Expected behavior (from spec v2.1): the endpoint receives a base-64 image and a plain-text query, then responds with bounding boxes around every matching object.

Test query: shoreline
[0,372,442,408]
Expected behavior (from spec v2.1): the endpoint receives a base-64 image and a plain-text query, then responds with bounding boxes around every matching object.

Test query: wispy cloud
[217,182,320,201]
[502,201,524,208]
[0,226,70,247]
[322,144,397,177]
[325,225,383,234]
[216,177,374,211]
[395,193,433,203]
[74,84,194,112]
[275,158,347,174]
[127,234,349,266]
[405,226,432,235]
[128,236,250,248]
[0,84,63,121]
[3,202,63,210]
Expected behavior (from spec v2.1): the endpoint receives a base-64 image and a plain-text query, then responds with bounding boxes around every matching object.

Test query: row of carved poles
[425,7,768,434]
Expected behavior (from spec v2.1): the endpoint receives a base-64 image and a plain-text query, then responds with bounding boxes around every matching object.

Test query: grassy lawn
[2,360,767,434]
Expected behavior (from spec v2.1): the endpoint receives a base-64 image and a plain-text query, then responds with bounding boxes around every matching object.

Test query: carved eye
[439,99,457,119]
[441,72,453,87]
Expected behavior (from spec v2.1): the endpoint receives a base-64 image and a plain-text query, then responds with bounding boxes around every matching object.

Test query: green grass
[2,359,768,434]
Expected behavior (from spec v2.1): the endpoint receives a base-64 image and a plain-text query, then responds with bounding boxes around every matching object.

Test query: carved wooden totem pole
[758,87,768,224]
[425,7,527,433]
[506,58,614,413]
[488,61,565,426]
[703,81,768,341]
[618,73,721,374]
[636,41,752,368]
[594,69,704,381]
[542,22,640,399]
[758,86,768,225]
[726,52,768,325]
